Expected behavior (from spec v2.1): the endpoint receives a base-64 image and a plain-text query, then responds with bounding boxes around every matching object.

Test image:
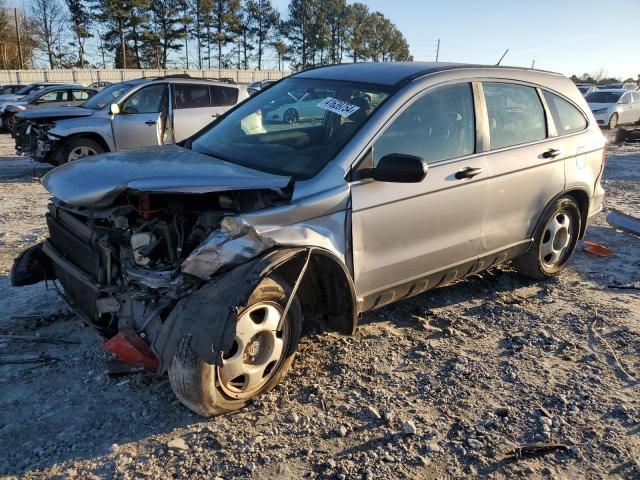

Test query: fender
[152,248,302,373]
[153,246,358,373]
[527,187,590,250]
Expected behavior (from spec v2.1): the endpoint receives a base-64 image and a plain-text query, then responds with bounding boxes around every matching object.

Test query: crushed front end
[12,186,287,367]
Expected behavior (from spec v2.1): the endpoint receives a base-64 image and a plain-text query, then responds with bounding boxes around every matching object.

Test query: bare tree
[29,0,66,68]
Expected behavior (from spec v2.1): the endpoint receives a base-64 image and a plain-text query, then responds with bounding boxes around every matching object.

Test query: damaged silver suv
[12,63,606,416]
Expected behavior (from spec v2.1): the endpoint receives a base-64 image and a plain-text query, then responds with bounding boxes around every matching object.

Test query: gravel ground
[0,130,638,479]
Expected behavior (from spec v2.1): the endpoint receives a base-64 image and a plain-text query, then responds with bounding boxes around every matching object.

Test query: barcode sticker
[317,97,360,118]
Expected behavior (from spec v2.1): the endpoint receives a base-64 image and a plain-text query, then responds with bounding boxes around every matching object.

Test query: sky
[270,0,639,80]
[5,0,639,79]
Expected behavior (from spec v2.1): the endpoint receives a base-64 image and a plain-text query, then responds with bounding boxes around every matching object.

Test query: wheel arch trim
[153,247,357,374]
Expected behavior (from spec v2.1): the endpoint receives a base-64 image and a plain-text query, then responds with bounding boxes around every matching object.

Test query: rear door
[617,93,634,124]
[172,83,214,141]
[112,83,168,150]
[479,82,569,256]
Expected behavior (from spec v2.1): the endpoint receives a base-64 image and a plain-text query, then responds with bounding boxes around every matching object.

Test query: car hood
[588,102,613,111]
[43,144,292,208]
[16,106,95,120]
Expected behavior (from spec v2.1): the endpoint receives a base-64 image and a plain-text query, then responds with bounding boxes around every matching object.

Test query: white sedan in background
[586,89,640,129]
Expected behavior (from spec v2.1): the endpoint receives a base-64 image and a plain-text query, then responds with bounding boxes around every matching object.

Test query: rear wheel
[513,196,581,280]
[168,276,302,417]
[62,137,104,163]
[608,113,618,129]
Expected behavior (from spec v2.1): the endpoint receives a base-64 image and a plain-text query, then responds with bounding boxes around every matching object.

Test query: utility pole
[435,38,440,62]
[14,8,23,69]
[531,60,535,69]
[496,48,509,66]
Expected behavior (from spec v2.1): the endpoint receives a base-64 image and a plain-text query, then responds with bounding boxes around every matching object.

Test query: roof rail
[152,73,192,80]
[205,77,237,84]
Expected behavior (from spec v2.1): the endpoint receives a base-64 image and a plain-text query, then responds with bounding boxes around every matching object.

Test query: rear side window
[210,86,239,107]
[373,83,475,165]
[632,92,640,103]
[543,91,587,135]
[483,83,546,150]
[72,89,92,101]
[175,84,211,109]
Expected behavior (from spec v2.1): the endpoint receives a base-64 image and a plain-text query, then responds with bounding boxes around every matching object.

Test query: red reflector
[103,330,159,369]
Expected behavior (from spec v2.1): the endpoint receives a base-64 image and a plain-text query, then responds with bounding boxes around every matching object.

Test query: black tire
[168,276,302,417]
[283,108,298,124]
[61,137,104,163]
[513,196,581,280]
[608,113,618,130]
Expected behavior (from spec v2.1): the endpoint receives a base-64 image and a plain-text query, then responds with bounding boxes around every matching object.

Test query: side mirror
[368,154,428,183]
[110,103,120,115]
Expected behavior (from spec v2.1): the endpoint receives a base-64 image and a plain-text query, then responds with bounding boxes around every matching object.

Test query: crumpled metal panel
[42,144,292,208]
[153,248,306,372]
[181,217,276,279]
[180,183,350,280]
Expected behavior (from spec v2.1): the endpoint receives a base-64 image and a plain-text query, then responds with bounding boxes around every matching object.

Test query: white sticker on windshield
[317,97,360,118]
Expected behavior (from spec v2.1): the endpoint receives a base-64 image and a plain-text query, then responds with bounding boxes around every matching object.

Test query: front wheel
[513,196,581,280]
[62,137,104,163]
[608,113,618,130]
[283,108,299,124]
[168,276,302,417]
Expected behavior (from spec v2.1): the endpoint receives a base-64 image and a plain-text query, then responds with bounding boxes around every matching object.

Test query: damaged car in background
[13,76,248,165]
[12,62,606,416]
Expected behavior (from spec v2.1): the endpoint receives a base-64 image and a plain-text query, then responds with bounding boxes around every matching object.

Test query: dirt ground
[0,129,638,480]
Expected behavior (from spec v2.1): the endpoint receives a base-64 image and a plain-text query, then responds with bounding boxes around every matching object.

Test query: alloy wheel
[68,145,98,161]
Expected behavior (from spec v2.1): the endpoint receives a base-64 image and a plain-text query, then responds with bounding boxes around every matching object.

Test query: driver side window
[372,83,475,166]
[122,84,166,114]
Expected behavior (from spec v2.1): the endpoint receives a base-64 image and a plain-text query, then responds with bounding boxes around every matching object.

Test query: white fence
[0,68,290,85]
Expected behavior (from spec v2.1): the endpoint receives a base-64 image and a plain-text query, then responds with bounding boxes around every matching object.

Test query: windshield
[578,86,590,94]
[14,84,37,95]
[192,78,390,179]
[586,91,622,103]
[82,82,136,110]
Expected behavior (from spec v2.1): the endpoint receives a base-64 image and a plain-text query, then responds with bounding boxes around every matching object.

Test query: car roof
[293,62,563,87]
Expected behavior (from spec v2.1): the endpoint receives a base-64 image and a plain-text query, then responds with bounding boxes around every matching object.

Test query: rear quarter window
[543,91,587,135]
[210,86,239,107]
[483,83,546,150]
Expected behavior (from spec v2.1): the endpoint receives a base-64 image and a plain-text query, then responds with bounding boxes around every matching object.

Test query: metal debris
[506,443,570,460]
[607,209,640,236]
[583,241,615,257]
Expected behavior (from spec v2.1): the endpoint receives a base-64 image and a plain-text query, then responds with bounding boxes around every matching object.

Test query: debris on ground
[607,208,640,236]
[582,241,615,256]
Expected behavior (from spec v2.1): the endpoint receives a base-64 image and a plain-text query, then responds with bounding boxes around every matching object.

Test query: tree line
[0,0,411,72]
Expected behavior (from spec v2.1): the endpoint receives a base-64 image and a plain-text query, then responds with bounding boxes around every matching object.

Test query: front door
[351,83,487,309]
[112,83,168,150]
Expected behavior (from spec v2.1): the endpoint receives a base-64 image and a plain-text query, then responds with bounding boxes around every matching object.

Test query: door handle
[455,166,483,180]
[542,148,561,159]
[211,113,220,118]
[145,120,157,126]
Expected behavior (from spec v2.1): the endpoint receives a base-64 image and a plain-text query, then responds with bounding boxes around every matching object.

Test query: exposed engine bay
[37,188,287,340]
